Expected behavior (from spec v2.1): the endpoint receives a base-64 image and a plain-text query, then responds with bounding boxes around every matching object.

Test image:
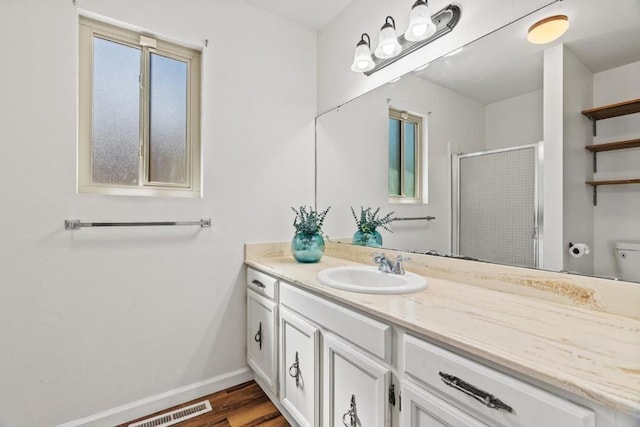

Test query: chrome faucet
[373,253,410,275]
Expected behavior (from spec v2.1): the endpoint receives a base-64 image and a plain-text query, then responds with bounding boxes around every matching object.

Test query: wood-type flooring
[118,381,289,427]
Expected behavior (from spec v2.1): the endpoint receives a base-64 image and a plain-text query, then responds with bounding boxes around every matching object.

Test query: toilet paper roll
[569,243,591,258]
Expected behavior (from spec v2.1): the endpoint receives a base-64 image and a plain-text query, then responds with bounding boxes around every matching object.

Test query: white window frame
[388,108,423,204]
[78,16,202,198]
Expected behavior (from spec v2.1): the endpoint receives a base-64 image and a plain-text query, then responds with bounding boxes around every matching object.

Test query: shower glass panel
[457,145,538,268]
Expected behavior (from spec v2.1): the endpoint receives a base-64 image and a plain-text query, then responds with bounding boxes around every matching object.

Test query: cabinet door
[323,333,391,427]
[247,289,277,392]
[401,381,487,427]
[280,307,320,427]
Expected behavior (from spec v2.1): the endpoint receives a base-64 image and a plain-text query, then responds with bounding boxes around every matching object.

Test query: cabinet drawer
[403,334,595,427]
[280,282,392,362]
[247,267,278,300]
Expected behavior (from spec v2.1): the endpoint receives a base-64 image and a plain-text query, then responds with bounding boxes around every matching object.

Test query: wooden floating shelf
[585,138,640,153]
[581,98,640,121]
[586,179,640,186]
[585,178,640,206]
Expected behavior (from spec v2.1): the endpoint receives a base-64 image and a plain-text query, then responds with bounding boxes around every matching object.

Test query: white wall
[542,45,565,271]
[591,61,640,278]
[316,75,485,254]
[0,1,316,426]
[317,0,554,113]
[485,90,543,150]
[562,47,594,275]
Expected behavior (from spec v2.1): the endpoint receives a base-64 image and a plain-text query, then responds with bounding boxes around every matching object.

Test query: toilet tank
[615,242,640,282]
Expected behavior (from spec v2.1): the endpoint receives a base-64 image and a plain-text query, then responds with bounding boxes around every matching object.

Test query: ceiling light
[405,0,437,41]
[527,15,569,44]
[350,33,375,72]
[375,16,402,59]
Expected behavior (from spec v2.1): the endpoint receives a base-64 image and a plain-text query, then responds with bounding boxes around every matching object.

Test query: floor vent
[129,400,212,427]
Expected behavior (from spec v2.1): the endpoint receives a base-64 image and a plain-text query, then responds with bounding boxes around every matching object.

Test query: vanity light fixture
[405,0,437,41]
[351,3,461,76]
[527,15,569,44]
[375,16,403,59]
[350,33,375,72]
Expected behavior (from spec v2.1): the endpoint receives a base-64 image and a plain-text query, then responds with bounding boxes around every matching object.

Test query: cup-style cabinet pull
[254,322,262,350]
[288,351,302,388]
[439,371,513,412]
[342,394,357,427]
[251,279,266,288]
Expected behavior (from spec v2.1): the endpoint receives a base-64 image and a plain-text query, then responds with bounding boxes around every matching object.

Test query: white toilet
[615,242,640,282]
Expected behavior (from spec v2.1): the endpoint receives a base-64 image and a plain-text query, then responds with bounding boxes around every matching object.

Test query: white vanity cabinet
[279,307,320,427]
[323,333,392,427]
[246,268,279,394]
[245,266,635,427]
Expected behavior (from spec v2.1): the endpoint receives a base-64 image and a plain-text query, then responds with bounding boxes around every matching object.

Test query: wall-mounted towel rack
[64,218,212,230]
[393,216,436,221]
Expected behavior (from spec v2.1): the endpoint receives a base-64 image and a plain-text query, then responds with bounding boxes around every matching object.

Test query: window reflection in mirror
[388,109,423,203]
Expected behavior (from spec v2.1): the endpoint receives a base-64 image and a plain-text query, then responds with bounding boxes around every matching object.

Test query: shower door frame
[452,142,544,269]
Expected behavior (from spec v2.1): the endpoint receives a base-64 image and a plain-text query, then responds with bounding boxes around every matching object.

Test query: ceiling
[243,0,352,31]
[415,0,640,105]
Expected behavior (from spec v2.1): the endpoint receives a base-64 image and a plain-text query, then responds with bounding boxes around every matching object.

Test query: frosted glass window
[404,122,416,198]
[388,109,422,201]
[78,17,202,197]
[388,118,401,196]
[92,37,141,185]
[149,53,187,184]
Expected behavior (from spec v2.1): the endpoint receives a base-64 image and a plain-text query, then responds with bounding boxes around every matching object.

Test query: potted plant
[351,206,395,248]
[291,206,330,263]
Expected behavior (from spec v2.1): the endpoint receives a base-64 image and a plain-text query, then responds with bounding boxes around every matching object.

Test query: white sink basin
[317,266,427,294]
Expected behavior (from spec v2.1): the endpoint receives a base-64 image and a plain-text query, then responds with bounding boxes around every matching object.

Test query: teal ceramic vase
[291,232,325,263]
[352,230,383,248]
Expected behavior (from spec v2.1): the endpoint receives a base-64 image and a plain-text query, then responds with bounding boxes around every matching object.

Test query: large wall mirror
[316,0,640,283]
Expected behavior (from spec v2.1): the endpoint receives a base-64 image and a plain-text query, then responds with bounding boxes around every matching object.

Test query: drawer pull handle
[288,351,302,388]
[439,372,513,413]
[254,322,262,350]
[342,394,357,427]
[251,279,266,288]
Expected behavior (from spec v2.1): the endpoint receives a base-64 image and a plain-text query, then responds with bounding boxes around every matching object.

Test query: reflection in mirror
[316,0,640,283]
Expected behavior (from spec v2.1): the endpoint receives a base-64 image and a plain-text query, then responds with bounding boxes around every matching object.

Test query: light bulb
[412,23,427,37]
[404,0,437,42]
[375,16,402,59]
[351,33,375,73]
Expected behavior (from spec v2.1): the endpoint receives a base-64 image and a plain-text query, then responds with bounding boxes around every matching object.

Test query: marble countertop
[245,254,640,416]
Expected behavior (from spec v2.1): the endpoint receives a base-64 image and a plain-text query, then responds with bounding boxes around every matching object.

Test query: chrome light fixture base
[364,4,461,76]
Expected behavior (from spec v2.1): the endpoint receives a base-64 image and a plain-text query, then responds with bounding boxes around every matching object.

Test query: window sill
[78,185,202,199]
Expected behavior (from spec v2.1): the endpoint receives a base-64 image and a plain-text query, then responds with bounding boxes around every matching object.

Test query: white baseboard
[57,367,254,427]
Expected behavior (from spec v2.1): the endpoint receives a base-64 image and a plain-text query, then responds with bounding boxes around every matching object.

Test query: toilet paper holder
[568,242,591,258]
